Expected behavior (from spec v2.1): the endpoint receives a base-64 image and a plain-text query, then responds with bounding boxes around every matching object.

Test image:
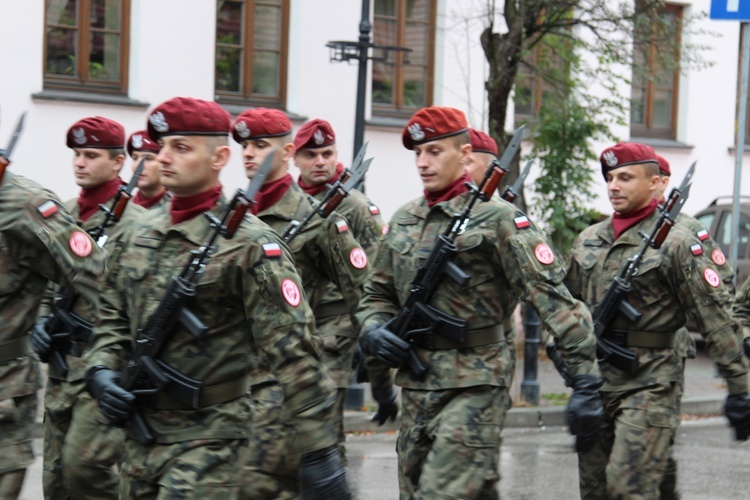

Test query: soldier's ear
[281,142,295,162]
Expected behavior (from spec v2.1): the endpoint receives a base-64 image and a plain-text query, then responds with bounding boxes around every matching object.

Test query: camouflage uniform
[565,211,748,499]
[243,181,369,499]
[85,198,337,498]
[41,192,143,499]
[0,173,105,499]
[732,275,750,346]
[357,193,600,499]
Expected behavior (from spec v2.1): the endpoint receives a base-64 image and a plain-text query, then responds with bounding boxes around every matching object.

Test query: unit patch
[69,231,92,257]
[281,279,301,307]
[703,268,720,288]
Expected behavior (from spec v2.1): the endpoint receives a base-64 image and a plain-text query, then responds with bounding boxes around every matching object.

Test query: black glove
[743,337,750,359]
[359,323,410,368]
[371,386,399,426]
[566,374,604,453]
[299,445,351,500]
[724,393,750,441]
[29,317,53,363]
[86,367,136,427]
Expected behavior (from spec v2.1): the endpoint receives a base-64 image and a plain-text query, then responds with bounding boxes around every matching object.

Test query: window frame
[371,0,437,119]
[214,0,290,109]
[43,0,131,95]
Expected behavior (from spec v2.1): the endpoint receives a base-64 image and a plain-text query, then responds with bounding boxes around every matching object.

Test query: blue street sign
[711,0,750,20]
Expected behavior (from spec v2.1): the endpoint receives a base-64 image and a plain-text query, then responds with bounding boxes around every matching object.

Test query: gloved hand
[724,393,750,441]
[359,323,410,368]
[29,317,53,363]
[743,337,750,359]
[86,366,136,427]
[371,386,399,426]
[299,445,351,500]
[566,374,604,453]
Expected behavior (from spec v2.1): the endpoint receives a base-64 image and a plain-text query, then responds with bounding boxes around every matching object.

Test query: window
[630,4,682,139]
[44,0,130,94]
[215,0,290,108]
[371,0,436,118]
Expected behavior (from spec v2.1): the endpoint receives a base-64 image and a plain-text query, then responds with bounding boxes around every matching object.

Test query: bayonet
[0,111,26,163]
[502,159,532,203]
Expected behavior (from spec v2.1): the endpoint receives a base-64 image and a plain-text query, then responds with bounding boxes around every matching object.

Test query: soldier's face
[72,148,123,189]
[156,135,227,197]
[413,137,470,192]
[464,151,496,186]
[294,145,338,185]
[131,151,162,191]
[606,164,660,214]
[241,136,293,183]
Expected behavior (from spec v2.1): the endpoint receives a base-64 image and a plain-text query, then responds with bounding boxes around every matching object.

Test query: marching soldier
[356,106,603,498]
[566,142,750,498]
[31,116,143,498]
[84,97,349,498]
[127,130,171,210]
[230,108,368,499]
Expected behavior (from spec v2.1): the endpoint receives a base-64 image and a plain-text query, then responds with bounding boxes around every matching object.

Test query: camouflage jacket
[356,192,600,390]
[39,188,145,382]
[256,182,370,386]
[0,172,105,401]
[565,211,748,394]
[732,275,750,342]
[85,199,336,449]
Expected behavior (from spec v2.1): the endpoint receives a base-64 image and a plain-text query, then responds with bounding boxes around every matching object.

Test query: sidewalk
[344,344,727,433]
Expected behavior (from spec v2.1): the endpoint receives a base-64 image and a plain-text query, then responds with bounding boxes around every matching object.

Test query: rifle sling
[153,374,250,410]
[0,337,28,363]
[415,323,505,350]
[606,330,676,349]
[313,300,349,320]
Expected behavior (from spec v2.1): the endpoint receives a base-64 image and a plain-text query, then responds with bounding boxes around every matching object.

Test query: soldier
[732,275,750,357]
[292,118,395,425]
[231,108,368,499]
[566,142,750,498]
[0,166,106,498]
[84,96,349,498]
[30,116,143,498]
[127,130,171,210]
[356,106,603,498]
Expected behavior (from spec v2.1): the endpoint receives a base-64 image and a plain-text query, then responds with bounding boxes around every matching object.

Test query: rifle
[282,142,371,243]
[548,162,695,381]
[386,127,524,380]
[118,150,275,445]
[0,112,27,183]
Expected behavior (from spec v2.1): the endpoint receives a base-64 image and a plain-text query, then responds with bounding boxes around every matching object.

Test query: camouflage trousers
[120,437,248,499]
[0,392,37,500]
[578,381,682,499]
[43,377,124,499]
[240,383,348,499]
[397,385,510,500]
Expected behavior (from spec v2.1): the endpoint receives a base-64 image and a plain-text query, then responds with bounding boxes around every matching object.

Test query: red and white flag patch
[350,248,368,269]
[69,231,92,257]
[690,244,703,256]
[703,268,720,288]
[534,243,555,264]
[336,220,349,233]
[369,205,380,215]
[38,200,59,218]
[696,229,710,241]
[281,278,301,307]
[514,216,530,229]
[711,248,726,266]
[262,242,282,258]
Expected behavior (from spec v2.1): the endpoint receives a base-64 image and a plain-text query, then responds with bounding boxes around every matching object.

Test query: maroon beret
[468,128,498,156]
[231,108,292,144]
[656,154,671,176]
[66,116,125,149]
[127,130,161,157]
[599,142,658,178]
[402,106,468,150]
[294,119,336,150]
[147,97,231,140]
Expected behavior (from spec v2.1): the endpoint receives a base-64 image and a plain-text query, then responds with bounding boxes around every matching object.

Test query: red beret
[147,97,231,140]
[294,119,336,150]
[66,116,125,149]
[127,130,160,157]
[402,106,468,150]
[656,154,671,176]
[232,108,292,144]
[468,128,498,156]
[599,142,658,178]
